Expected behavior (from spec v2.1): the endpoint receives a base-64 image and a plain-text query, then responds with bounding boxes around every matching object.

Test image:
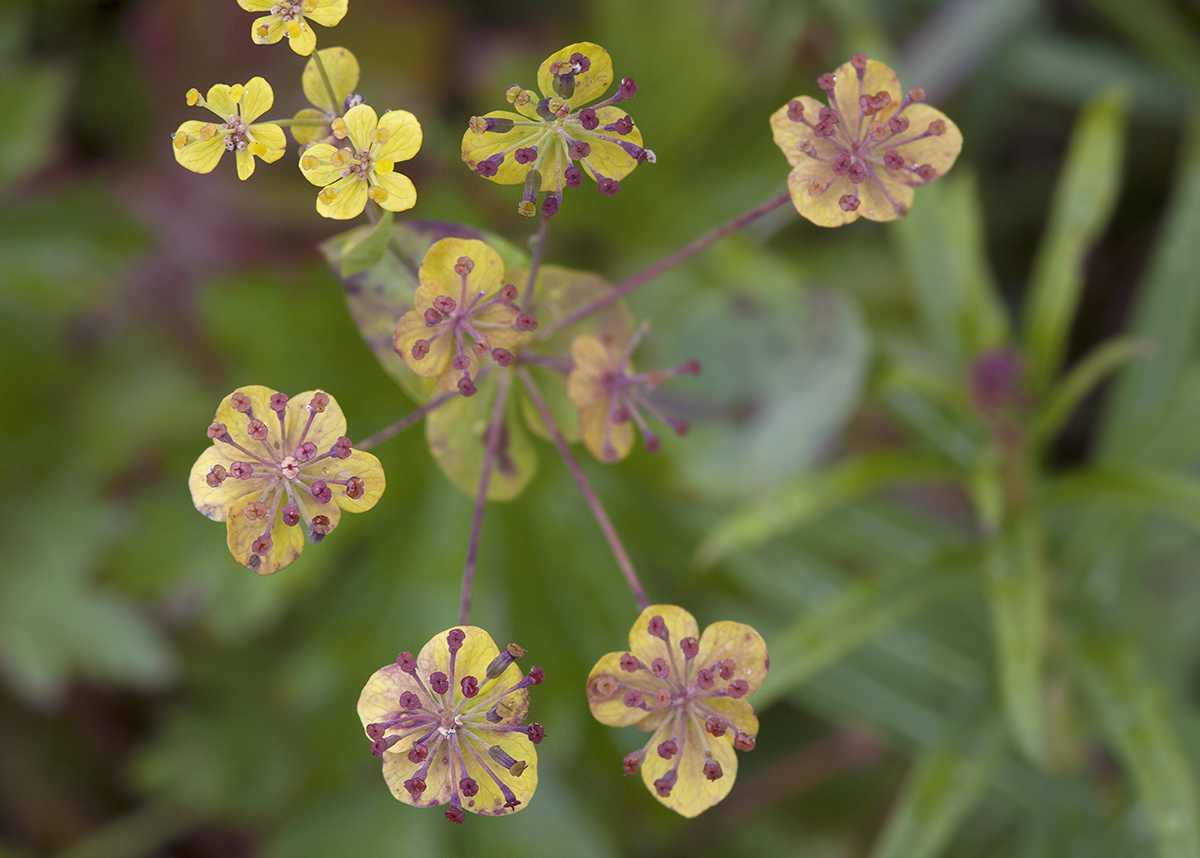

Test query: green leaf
[1079,0,1200,87]
[696,453,958,568]
[1101,106,1200,460]
[1046,467,1200,532]
[755,562,965,709]
[0,62,70,195]
[870,714,1005,858]
[426,370,537,501]
[893,170,1009,369]
[1023,88,1128,391]
[984,515,1047,763]
[1073,626,1200,858]
[338,210,392,278]
[1033,335,1151,447]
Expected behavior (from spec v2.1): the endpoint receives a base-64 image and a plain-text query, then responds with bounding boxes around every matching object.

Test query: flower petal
[216,385,286,453]
[173,122,226,174]
[288,22,317,56]
[298,142,342,186]
[695,621,769,696]
[316,176,368,219]
[250,15,284,46]
[237,0,275,10]
[382,740,455,808]
[856,166,914,223]
[701,694,759,739]
[461,111,546,184]
[785,162,860,228]
[317,449,386,514]
[342,103,379,151]
[373,170,417,213]
[419,238,505,302]
[307,0,348,27]
[585,650,670,728]
[628,605,699,667]
[831,58,901,141]
[235,148,256,180]
[639,711,738,818]
[204,84,239,119]
[537,42,613,108]
[357,662,425,727]
[226,488,306,574]
[886,104,963,179]
[577,106,644,182]
[458,728,538,815]
[248,121,287,163]
[394,305,454,382]
[302,46,359,111]
[290,107,329,145]
[239,76,275,124]
[374,110,422,163]
[283,389,349,453]
[768,96,836,168]
[189,446,259,522]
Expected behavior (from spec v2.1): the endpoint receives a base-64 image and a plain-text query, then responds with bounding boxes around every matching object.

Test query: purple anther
[269,392,288,412]
[485,117,515,133]
[333,436,353,459]
[651,658,670,679]
[571,52,591,73]
[251,534,272,556]
[617,77,637,100]
[424,308,443,326]
[597,177,620,196]
[832,152,852,176]
[295,441,317,462]
[578,107,599,130]
[542,195,560,217]
[412,340,431,360]
[883,149,905,170]
[457,377,477,397]
[848,162,867,184]
[624,690,644,708]
[817,72,836,91]
[309,515,331,539]
[516,313,539,331]
[680,637,699,659]
[564,165,583,187]
[310,480,332,504]
[451,354,471,372]
[399,690,421,709]
[282,504,301,527]
[230,391,252,412]
[429,672,449,695]
[408,742,428,763]
[734,732,756,752]
[657,739,678,759]
[568,139,591,160]
[620,653,641,672]
[697,668,715,690]
[623,752,642,774]
[447,628,466,651]
[309,392,330,413]
[371,734,400,756]
[492,348,515,367]
[515,146,538,164]
[888,113,910,133]
[851,53,869,70]
[705,716,727,737]
[526,723,546,744]
[404,777,426,797]
[476,153,504,177]
[206,464,227,487]
[247,419,268,441]
[917,164,936,182]
[654,771,677,797]
[459,777,479,798]
[345,476,365,499]
[839,194,860,212]
[647,615,668,639]
[527,665,545,685]
[396,652,417,672]
[728,679,749,698]
[703,760,724,780]
[461,675,479,697]
[206,421,228,440]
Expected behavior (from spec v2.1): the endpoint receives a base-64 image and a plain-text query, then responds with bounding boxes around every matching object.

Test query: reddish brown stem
[355,390,459,450]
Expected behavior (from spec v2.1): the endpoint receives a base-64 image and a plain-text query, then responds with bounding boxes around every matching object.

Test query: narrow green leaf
[695,453,958,568]
[1033,336,1151,446]
[755,563,964,709]
[1074,628,1200,858]
[870,716,1005,858]
[984,515,1047,763]
[1101,105,1200,460]
[1080,0,1200,87]
[1046,467,1200,532]
[1023,89,1128,391]
[338,210,392,278]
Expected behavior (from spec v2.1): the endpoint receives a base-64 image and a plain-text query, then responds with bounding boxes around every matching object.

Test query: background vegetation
[4,0,1200,855]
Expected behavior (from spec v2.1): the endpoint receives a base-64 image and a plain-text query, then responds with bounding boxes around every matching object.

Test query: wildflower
[238,0,348,56]
[393,238,538,397]
[769,53,962,227]
[567,324,700,463]
[291,46,363,146]
[172,78,286,180]
[299,103,422,219]
[586,605,768,817]
[189,386,385,574]
[358,627,545,821]
[462,42,652,217]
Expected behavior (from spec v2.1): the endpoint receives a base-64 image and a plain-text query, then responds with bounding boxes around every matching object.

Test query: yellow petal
[579,402,633,464]
[703,693,760,740]
[695,620,769,696]
[342,102,379,151]
[628,605,699,666]
[639,711,738,818]
[358,662,425,727]
[237,0,276,10]
[566,335,613,409]
[471,300,522,351]
[290,108,329,145]
[302,46,359,111]
[419,238,506,304]
[282,389,349,453]
[215,384,286,453]
[250,15,284,46]
[831,58,902,141]
[768,96,838,168]
[856,168,915,223]
[785,161,860,228]
[288,21,317,56]
[239,76,275,124]
[235,148,256,180]
[189,446,258,522]
[312,449,386,514]
[373,110,422,163]
[382,742,455,808]
[204,83,239,119]
[248,122,287,163]
[372,170,417,212]
[307,0,348,27]
[886,103,963,180]
[226,489,306,575]
[585,650,669,728]
[298,142,342,186]
[460,111,545,185]
[394,306,454,381]
[315,176,368,219]
[173,122,226,174]
[537,42,613,108]
[577,106,644,182]
[459,727,538,816]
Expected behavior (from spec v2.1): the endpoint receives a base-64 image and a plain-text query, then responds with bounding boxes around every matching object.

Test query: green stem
[310,49,341,116]
[269,117,330,128]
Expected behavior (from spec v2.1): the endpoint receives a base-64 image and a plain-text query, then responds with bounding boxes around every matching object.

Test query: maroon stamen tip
[909,86,926,102]
[471,341,488,357]
[839,194,860,212]
[597,177,620,197]
[619,653,641,672]
[457,376,477,397]
[847,162,867,184]
[786,99,804,122]
[345,476,365,499]
[503,796,521,810]
[883,149,905,170]
[400,690,421,710]
[526,665,545,685]
[617,77,637,99]
[461,675,479,697]
[447,628,466,651]
[492,347,515,367]
[309,514,331,540]
[310,480,332,504]
[251,533,272,556]
[476,154,504,177]
[697,668,715,690]
[568,139,591,160]
[703,759,724,780]
[498,284,518,302]
[564,165,584,187]
[295,441,317,462]
[404,776,427,797]
[578,107,599,130]
[371,734,400,756]
[282,504,300,527]
[734,731,756,752]
[244,500,268,520]
[624,690,644,708]
[728,679,750,698]
[542,194,560,217]
[654,771,676,797]
[643,433,661,453]
[889,113,910,133]
[917,163,937,182]
[516,313,539,331]
[409,339,431,361]
[247,419,268,441]
[668,418,689,436]
[705,716,727,737]
[653,688,671,709]
[429,671,450,695]
[309,392,330,413]
[717,658,736,680]
[269,392,288,412]
[444,806,465,824]
[206,421,228,439]
[205,464,227,487]
[407,742,429,763]
[230,461,252,480]
[397,652,418,673]
[459,776,479,798]
[647,615,668,640]
[622,751,643,774]
[526,723,546,744]
[680,637,699,659]
[817,72,836,91]
[657,739,678,759]
[434,294,457,314]
[230,391,252,413]
[424,308,443,326]
[851,52,868,70]
[651,658,670,679]
[365,722,386,740]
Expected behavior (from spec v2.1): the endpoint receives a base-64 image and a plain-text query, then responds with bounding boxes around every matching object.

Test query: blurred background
[4,0,1200,855]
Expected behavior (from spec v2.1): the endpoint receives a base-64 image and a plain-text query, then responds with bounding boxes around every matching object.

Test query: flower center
[272,1,308,22]
[221,114,250,152]
[340,148,375,181]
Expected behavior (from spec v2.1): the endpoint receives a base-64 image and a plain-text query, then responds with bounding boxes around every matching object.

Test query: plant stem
[310,49,341,117]
[536,189,791,340]
[517,367,649,611]
[268,117,329,128]
[459,371,512,625]
[523,212,551,310]
[355,390,458,450]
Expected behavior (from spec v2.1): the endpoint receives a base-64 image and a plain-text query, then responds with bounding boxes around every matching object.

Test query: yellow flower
[769,53,963,227]
[291,46,362,146]
[586,606,768,817]
[358,627,545,822]
[299,103,422,219]
[462,42,653,217]
[189,386,385,574]
[171,78,286,180]
[567,326,699,463]
[393,238,538,397]
[237,0,348,56]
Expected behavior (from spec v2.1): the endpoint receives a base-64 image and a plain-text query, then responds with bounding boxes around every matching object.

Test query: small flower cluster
[358,627,545,821]
[462,42,653,217]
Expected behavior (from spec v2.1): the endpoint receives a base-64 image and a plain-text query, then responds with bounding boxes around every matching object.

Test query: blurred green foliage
[4,0,1200,856]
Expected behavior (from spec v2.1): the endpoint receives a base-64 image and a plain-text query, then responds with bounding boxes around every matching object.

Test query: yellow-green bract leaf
[1034,335,1151,447]
[893,169,1008,370]
[983,515,1047,764]
[426,371,537,501]
[1074,626,1200,858]
[1023,87,1128,391]
[339,210,392,277]
[696,453,958,568]
[869,715,1005,858]
[302,46,359,112]
[1046,467,1200,533]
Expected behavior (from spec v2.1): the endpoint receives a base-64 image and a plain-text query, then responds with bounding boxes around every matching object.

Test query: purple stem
[458,371,512,625]
[522,212,551,310]
[355,390,459,450]
[517,367,649,611]
[536,190,791,340]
